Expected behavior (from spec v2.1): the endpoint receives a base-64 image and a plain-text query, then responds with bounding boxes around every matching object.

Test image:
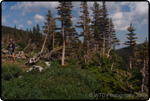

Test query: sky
[1,1,149,49]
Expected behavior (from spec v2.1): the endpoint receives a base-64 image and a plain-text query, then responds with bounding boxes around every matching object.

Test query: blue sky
[2,1,149,49]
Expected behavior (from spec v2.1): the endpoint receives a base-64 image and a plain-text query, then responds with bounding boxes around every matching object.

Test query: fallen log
[15,51,27,60]
[25,52,43,65]
[31,45,36,55]
[26,61,51,72]
[44,46,62,60]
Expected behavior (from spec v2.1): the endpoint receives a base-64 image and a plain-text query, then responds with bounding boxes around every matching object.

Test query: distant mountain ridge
[115,43,143,54]
[2,25,20,34]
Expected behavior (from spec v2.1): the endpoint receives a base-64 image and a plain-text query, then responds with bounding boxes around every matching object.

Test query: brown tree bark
[111,60,114,71]
[103,31,105,56]
[40,19,52,57]
[129,55,132,69]
[141,59,146,93]
[53,28,55,50]
[61,27,65,65]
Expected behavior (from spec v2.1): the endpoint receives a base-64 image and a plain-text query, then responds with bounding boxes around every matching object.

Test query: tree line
[2,1,149,98]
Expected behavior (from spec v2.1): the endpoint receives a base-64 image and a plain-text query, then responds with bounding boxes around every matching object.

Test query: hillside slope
[115,43,143,54]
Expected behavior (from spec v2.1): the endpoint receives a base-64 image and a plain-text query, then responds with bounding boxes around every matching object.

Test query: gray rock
[26,65,43,72]
[18,76,22,78]
[2,50,8,54]
[45,61,50,67]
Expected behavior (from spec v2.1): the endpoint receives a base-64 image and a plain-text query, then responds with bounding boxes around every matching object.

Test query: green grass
[1,61,100,100]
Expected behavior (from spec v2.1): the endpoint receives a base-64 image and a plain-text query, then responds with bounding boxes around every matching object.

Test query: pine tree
[100,1,110,56]
[29,28,32,34]
[138,38,149,93]
[36,23,40,33]
[56,1,73,65]
[91,1,102,52]
[50,18,57,50]
[107,18,120,58]
[25,28,28,43]
[75,1,91,63]
[123,23,137,69]
[41,10,53,57]
[32,26,36,43]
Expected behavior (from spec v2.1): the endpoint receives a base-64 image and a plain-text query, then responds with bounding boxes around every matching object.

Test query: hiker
[7,39,17,64]
[1,42,3,46]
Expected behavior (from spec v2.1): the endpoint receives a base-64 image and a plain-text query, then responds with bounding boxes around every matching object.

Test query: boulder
[25,52,41,65]
[24,53,30,58]
[45,61,51,68]
[15,51,27,60]
[26,65,43,72]
[20,54,26,59]
[18,76,22,78]
[2,50,8,54]
[4,54,9,58]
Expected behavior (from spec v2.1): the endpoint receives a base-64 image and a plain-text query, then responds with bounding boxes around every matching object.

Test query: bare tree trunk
[103,31,105,56]
[84,52,87,63]
[83,12,87,63]
[96,44,98,51]
[100,49,102,58]
[129,55,132,69]
[24,44,30,51]
[31,45,36,55]
[111,60,114,71]
[61,27,65,65]
[107,46,111,58]
[53,29,55,50]
[141,59,146,93]
[87,41,89,63]
[40,19,52,57]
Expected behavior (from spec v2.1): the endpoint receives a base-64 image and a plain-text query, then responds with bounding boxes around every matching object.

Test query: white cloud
[2,16,6,23]
[27,20,32,25]
[108,2,148,31]
[71,17,78,23]
[109,12,124,20]
[118,2,131,6]
[10,2,59,15]
[71,17,79,27]
[2,2,7,10]
[18,24,24,29]
[106,2,121,12]
[33,14,45,23]
[14,19,18,24]
[19,24,24,27]
[72,2,81,10]
[2,15,11,24]
[141,19,148,25]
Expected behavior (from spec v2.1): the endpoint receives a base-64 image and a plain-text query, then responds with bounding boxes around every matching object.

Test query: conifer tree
[42,10,53,56]
[25,28,28,43]
[123,23,137,69]
[56,1,73,65]
[50,18,57,50]
[138,38,149,93]
[75,1,91,63]
[107,18,120,58]
[100,1,110,56]
[91,1,102,52]
[36,23,40,33]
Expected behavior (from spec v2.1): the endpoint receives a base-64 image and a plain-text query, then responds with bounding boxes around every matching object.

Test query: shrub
[4,72,11,81]
[2,65,22,80]
[17,41,27,48]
